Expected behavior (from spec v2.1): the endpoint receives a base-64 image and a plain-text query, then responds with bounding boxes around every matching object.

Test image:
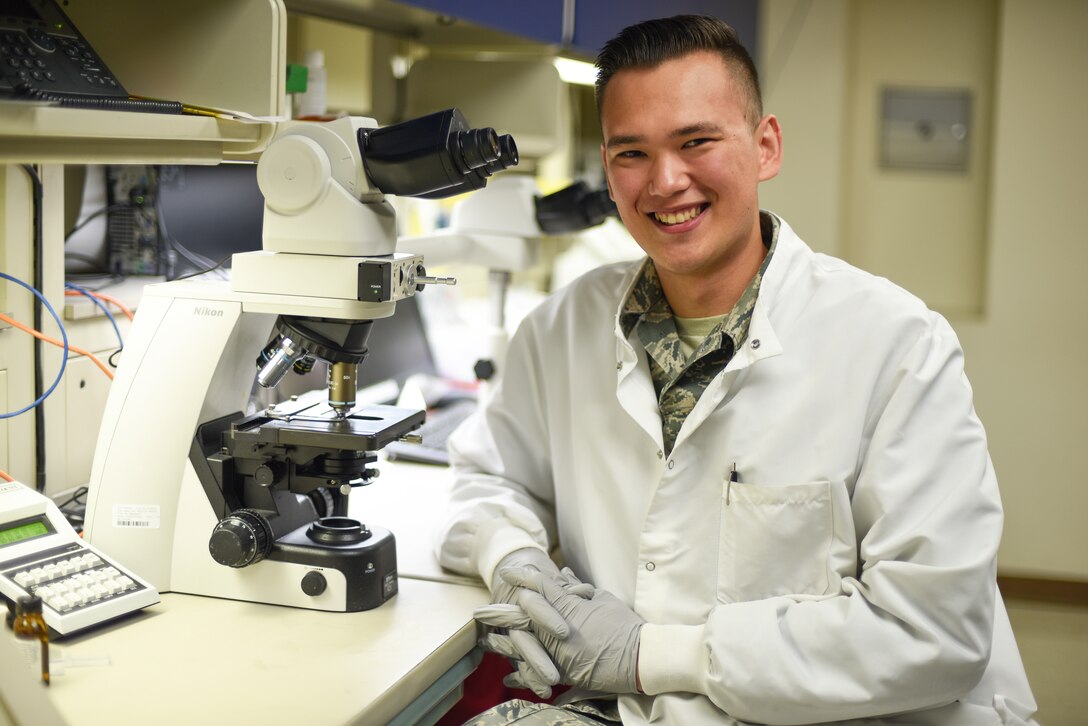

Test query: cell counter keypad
[9,551,141,613]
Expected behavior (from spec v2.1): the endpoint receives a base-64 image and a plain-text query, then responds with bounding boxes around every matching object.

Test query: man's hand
[473,548,592,698]
[490,567,645,694]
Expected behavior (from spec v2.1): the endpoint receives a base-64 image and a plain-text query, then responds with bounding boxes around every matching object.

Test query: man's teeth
[653,207,702,225]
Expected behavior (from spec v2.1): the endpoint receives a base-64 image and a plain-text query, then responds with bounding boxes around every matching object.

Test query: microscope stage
[235,403,425,451]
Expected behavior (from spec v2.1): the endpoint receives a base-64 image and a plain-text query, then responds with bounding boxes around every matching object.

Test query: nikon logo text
[194,306,224,318]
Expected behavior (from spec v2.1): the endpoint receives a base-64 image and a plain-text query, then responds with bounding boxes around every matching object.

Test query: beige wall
[761,0,1088,580]
[759,0,850,257]
[842,0,996,317]
[958,0,1088,579]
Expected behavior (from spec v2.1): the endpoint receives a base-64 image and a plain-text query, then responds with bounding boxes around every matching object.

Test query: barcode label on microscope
[112,504,160,529]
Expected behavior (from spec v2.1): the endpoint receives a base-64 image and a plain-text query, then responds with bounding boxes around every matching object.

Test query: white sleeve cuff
[472,517,547,588]
[638,623,708,696]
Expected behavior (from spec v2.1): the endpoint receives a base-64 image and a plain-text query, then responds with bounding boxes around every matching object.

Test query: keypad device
[6,543,144,615]
[0,481,159,638]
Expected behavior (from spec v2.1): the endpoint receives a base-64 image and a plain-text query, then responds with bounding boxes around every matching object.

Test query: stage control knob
[301,571,327,597]
[254,460,285,487]
[209,510,273,568]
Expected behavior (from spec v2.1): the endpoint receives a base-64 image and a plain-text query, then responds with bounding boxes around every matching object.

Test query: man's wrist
[472,518,547,586]
[637,622,707,695]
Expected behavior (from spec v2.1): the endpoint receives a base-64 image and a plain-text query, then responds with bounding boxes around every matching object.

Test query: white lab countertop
[21,459,489,726]
[44,579,486,726]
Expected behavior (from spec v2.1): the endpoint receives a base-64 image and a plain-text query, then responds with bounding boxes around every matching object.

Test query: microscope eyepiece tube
[411,133,520,200]
[487,134,519,173]
[456,127,500,171]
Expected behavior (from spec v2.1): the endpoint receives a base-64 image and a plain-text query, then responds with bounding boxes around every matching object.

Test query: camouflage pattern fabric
[461,698,621,725]
[620,213,780,456]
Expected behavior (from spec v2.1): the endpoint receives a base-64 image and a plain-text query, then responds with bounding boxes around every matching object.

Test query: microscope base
[272,522,398,612]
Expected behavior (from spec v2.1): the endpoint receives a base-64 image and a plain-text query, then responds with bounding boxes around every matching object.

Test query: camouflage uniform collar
[617,212,781,456]
[620,259,671,340]
[619,211,781,346]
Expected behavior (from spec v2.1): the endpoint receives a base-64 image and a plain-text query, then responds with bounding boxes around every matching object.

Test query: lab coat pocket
[717,480,833,603]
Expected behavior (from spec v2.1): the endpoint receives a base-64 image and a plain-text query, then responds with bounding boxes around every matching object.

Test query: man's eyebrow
[605,134,643,149]
[671,122,724,138]
[605,123,725,149]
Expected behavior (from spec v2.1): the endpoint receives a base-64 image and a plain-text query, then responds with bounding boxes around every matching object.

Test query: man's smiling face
[600,50,781,293]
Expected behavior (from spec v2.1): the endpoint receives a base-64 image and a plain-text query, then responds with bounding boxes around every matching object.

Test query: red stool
[437,651,569,724]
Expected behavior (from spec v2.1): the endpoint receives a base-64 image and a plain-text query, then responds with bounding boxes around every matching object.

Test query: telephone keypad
[1,28,124,96]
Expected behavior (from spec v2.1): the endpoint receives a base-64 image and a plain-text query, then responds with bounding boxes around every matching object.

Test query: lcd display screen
[0,518,50,547]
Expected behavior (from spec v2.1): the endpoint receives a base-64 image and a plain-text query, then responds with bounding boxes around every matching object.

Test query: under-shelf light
[553,57,597,87]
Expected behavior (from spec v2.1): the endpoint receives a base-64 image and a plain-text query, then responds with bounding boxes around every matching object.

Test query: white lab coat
[438,215,1038,725]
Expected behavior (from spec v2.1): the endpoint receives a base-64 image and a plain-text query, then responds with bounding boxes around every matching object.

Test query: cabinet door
[398,0,564,46]
[397,0,757,58]
[64,0,287,118]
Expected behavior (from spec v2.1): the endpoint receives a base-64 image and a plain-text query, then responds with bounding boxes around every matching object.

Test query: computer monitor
[357,294,440,392]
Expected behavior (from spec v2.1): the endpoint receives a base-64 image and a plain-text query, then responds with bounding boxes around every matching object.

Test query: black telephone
[0,0,180,113]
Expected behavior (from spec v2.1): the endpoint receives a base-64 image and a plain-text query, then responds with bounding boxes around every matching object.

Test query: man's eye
[614,149,645,160]
[683,138,712,148]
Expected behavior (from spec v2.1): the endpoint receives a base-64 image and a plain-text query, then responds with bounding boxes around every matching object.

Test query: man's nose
[647,154,689,196]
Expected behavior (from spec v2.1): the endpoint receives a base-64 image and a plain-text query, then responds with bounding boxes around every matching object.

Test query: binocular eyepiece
[360,108,519,199]
[535,180,618,235]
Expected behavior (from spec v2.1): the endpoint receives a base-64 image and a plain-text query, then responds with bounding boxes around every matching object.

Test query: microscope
[402,175,615,386]
[82,109,517,612]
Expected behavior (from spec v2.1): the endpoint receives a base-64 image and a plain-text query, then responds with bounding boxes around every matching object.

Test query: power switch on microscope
[358,261,392,303]
[301,570,327,597]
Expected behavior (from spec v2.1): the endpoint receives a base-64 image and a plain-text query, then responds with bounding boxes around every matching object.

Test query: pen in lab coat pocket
[727,462,739,505]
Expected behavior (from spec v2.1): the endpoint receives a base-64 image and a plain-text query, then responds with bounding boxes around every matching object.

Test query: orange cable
[0,312,114,380]
[64,289,135,321]
[0,469,13,482]
[90,291,135,321]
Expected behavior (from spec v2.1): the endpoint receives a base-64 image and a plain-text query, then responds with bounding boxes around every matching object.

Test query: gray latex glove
[499,566,645,694]
[485,548,583,621]
[473,548,592,698]
[481,627,562,696]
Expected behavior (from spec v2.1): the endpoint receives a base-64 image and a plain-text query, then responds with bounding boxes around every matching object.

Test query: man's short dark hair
[595,15,763,128]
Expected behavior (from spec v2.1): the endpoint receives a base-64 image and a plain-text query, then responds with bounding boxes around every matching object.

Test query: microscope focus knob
[209,510,273,568]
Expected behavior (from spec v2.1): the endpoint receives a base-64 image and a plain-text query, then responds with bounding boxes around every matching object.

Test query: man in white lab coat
[439,14,1038,725]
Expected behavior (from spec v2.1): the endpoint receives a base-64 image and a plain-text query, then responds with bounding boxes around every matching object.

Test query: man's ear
[757,114,783,182]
